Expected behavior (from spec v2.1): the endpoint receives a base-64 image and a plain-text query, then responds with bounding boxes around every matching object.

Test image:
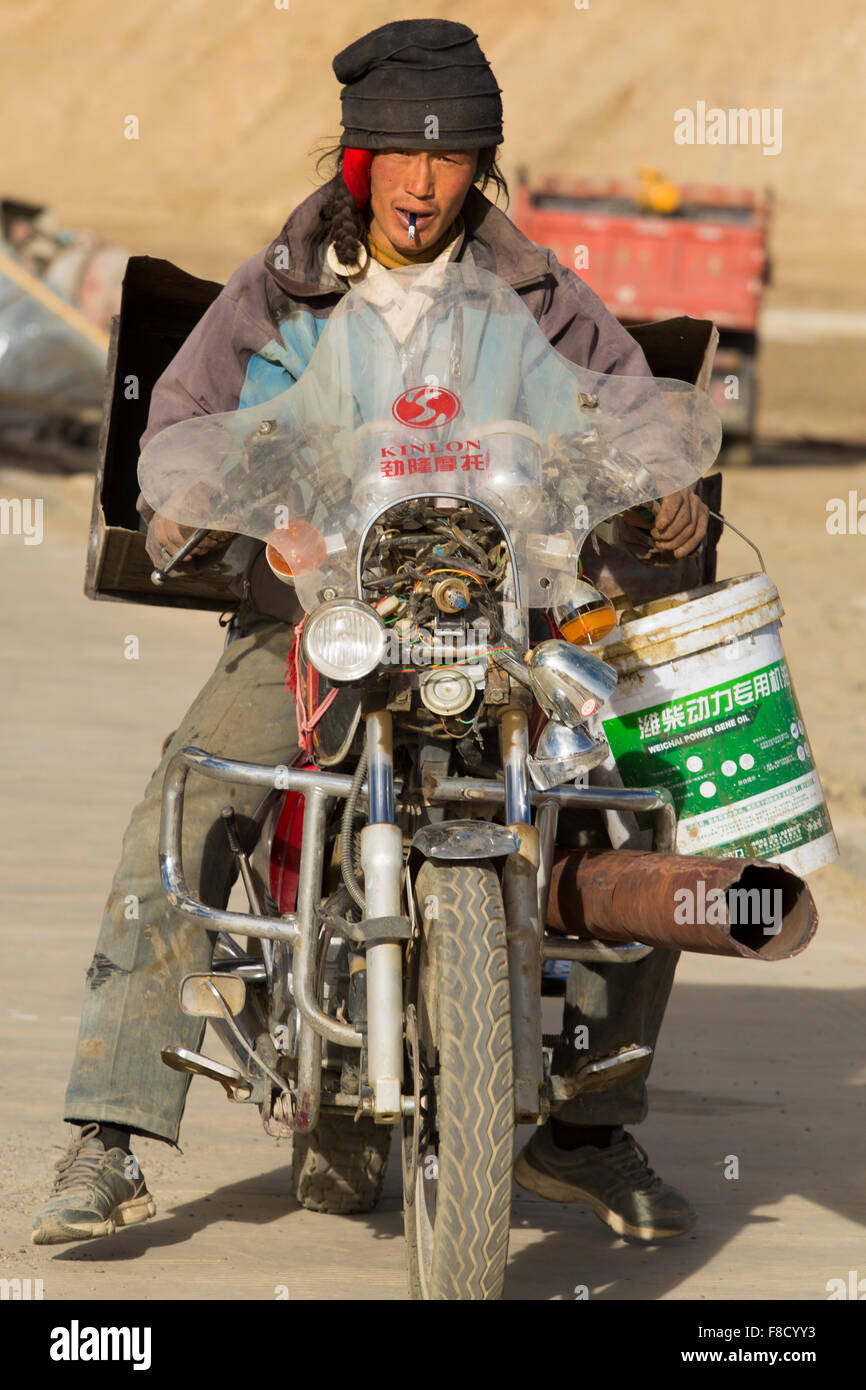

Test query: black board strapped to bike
[84,254,232,610]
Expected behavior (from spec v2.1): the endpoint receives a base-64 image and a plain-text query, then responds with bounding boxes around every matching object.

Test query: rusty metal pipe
[546,849,817,961]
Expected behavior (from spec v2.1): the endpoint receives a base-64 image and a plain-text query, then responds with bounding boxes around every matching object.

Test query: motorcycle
[139,261,722,1299]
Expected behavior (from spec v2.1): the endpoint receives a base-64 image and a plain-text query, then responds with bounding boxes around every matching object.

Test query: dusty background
[1,0,864,1301]
[2,0,865,438]
[3,0,864,297]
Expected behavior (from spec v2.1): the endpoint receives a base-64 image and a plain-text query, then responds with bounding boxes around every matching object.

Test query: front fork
[361,696,547,1126]
[499,702,547,1122]
[313,590,545,1124]
[361,707,404,1123]
[498,593,548,1123]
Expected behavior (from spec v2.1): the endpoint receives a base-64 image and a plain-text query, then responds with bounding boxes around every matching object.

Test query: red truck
[513,169,771,457]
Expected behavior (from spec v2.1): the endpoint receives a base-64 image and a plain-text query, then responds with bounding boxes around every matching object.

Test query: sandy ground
[0,454,864,1301]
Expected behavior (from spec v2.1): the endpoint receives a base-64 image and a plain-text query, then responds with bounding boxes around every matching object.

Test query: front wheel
[404,859,514,1300]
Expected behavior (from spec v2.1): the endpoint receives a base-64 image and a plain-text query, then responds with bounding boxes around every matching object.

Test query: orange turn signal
[266,542,295,584]
[265,521,327,580]
[559,600,618,647]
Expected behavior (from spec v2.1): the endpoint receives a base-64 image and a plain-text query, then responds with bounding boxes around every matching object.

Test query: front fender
[410,819,520,861]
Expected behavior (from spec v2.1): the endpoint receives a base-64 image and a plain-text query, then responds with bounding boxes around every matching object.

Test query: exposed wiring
[391,645,511,674]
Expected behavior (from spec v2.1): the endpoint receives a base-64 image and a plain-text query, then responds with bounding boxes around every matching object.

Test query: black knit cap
[333,19,503,150]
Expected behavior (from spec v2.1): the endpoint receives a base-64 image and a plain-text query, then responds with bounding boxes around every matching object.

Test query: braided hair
[312,143,509,269]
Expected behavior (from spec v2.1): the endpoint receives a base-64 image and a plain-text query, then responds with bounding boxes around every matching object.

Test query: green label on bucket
[601,657,829,859]
[706,803,833,860]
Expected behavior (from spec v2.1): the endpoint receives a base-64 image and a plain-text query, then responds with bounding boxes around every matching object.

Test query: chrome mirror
[497,639,617,729]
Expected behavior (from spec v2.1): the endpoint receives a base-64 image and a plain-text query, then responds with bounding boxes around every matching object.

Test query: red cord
[284,616,339,756]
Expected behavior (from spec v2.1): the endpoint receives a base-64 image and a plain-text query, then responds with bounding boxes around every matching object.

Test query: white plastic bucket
[589,572,838,876]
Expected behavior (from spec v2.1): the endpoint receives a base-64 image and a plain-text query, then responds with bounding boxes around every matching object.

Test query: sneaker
[32,1123,156,1246]
[514,1122,697,1241]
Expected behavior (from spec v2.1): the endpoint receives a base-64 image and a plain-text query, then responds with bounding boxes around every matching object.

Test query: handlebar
[150,527,210,586]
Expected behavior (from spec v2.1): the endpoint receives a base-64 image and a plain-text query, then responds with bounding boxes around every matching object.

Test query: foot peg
[551,1044,653,1103]
[161,1046,253,1101]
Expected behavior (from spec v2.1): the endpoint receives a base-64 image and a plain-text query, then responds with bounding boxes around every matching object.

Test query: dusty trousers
[64,613,300,1144]
[64,613,677,1144]
[552,945,680,1126]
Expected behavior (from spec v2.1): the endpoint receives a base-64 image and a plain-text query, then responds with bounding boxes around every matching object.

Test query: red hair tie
[342,147,373,208]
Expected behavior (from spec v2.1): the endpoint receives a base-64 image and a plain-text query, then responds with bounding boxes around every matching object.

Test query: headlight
[303,599,387,682]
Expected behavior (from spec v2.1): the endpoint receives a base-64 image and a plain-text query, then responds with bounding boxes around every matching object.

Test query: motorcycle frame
[159,742,675,1128]
[159,493,676,1127]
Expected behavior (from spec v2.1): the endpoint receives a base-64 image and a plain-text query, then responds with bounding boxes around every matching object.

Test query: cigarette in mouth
[408,213,417,242]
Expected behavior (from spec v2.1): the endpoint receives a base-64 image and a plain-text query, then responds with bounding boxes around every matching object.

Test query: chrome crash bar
[160,748,674,1082]
[423,773,672,972]
[160,747,368,1068]
[423,774,677,853]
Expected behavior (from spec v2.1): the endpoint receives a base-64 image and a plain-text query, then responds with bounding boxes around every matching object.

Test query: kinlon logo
[392,386,461,429]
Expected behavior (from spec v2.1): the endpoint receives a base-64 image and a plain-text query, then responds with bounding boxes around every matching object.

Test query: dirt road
[1,453,864,1300]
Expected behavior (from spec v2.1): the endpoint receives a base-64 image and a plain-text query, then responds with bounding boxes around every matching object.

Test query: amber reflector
[560,602,617,647]
[266,543,294,579]
[265,521,327,577]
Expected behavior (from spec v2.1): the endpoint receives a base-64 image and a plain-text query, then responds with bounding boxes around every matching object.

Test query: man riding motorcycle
[34,19,708,1250]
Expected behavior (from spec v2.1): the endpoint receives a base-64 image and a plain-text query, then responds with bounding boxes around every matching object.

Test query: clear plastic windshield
[139,261,721,612]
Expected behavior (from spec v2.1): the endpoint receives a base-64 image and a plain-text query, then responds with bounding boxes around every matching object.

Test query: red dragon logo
[392,385,461,429]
